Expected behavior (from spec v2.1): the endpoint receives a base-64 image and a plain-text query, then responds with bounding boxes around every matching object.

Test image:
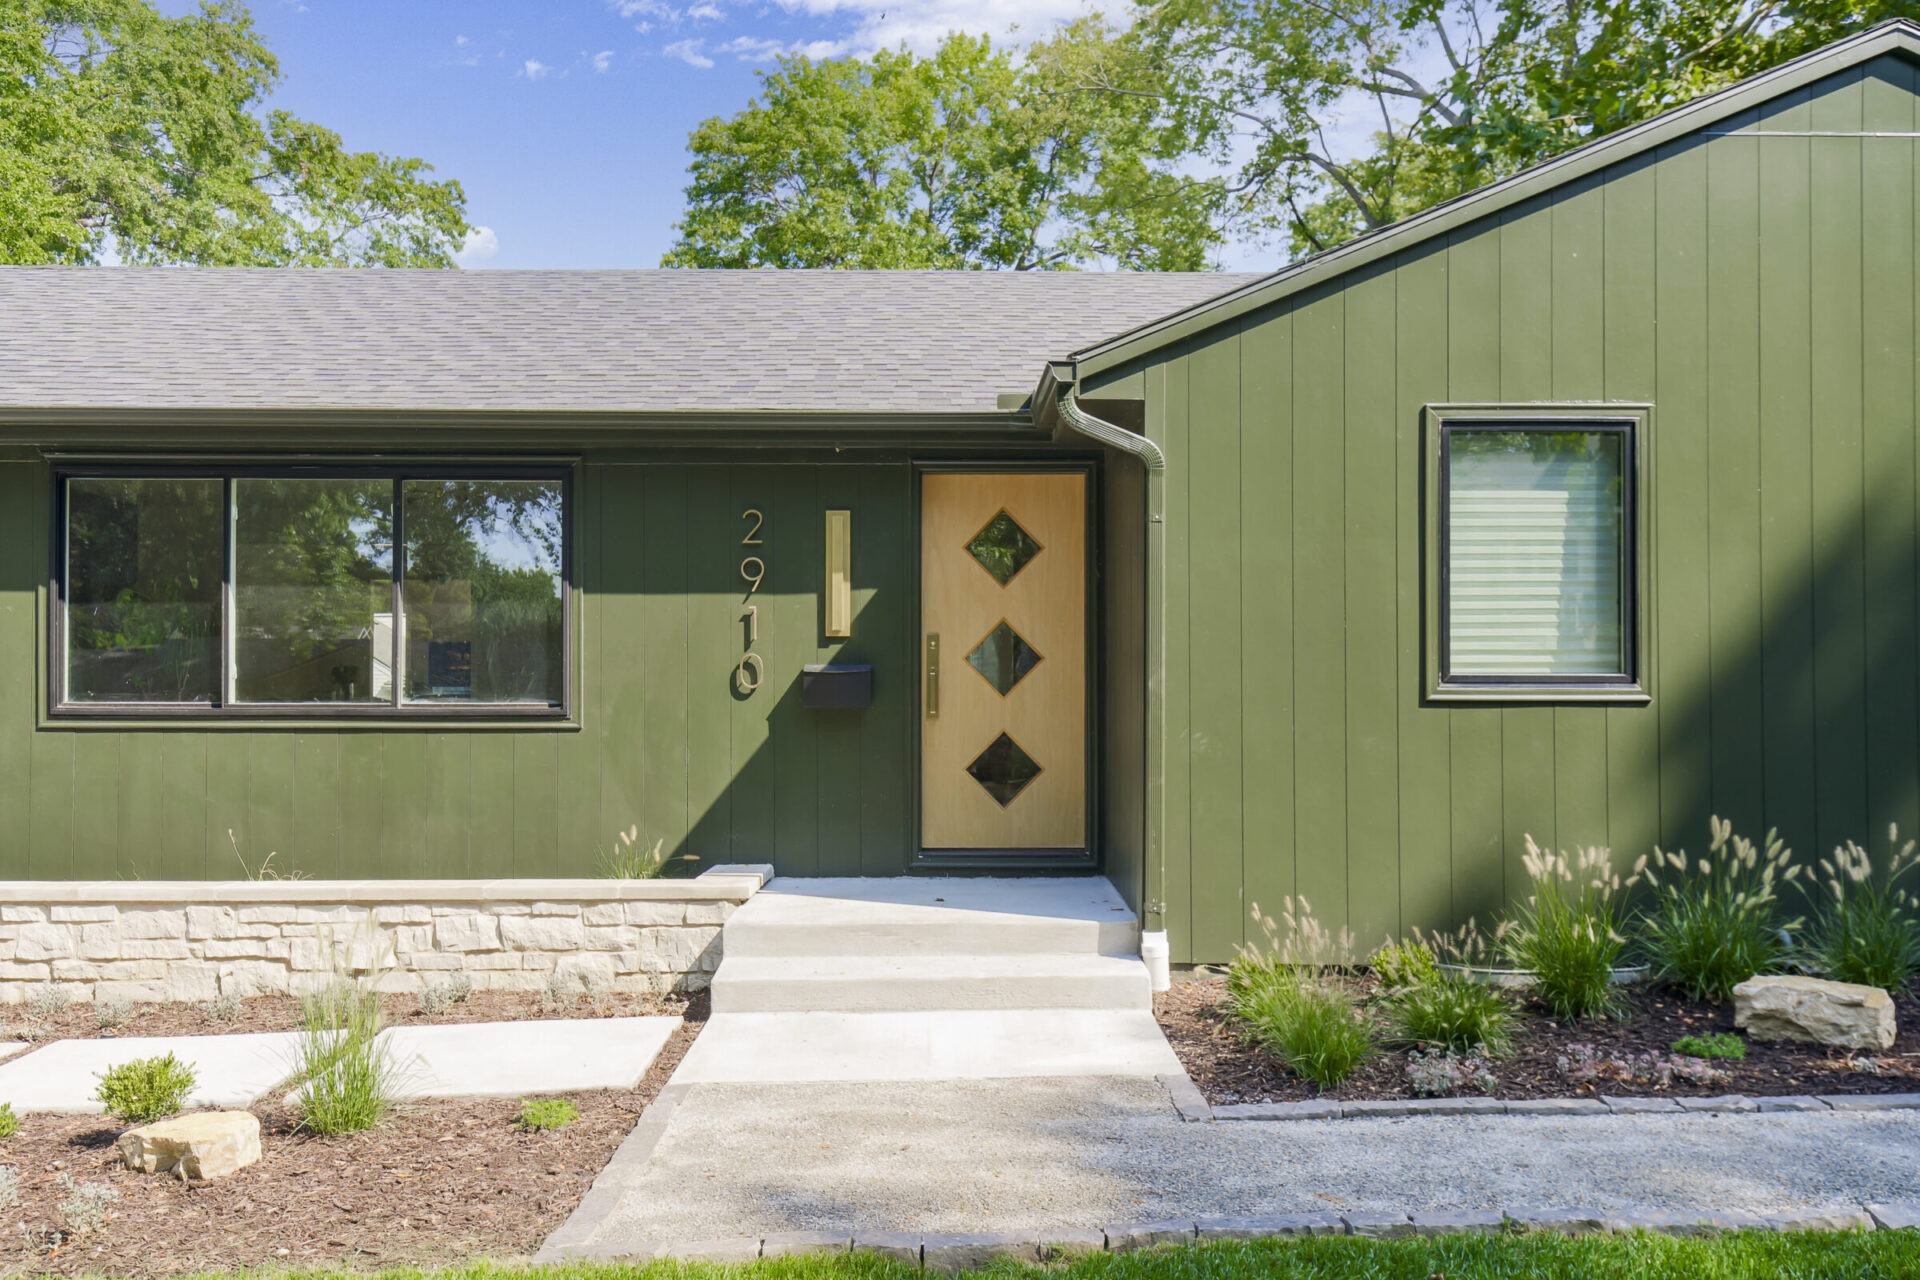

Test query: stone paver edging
[548,1203,1917,1266]
[1153,1074,1920,1123]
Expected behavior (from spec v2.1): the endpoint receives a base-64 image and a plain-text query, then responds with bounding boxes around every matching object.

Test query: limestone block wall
[0,866,771,1005]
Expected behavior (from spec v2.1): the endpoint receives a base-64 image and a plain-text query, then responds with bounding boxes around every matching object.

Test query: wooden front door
[920,472,1086,851]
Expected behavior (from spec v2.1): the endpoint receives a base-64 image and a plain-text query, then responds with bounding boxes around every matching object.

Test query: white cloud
[663,38,715,68]
[455,34,469,45]
[715,34,788,60]
[767,0,1095,55]
[687,1,724,18]
[616,0,678,24]
[521,58,552,80]
[591,48,616,72]
[456,226,500,264]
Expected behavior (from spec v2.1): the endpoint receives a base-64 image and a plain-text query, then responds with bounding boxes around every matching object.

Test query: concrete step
[671,1010,1183,1082]
[707,952,1153,1014]
[720,876,1139,959]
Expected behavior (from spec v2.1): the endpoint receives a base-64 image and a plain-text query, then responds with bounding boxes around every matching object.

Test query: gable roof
[1070,18,1920,379]
[0,266,1257,421]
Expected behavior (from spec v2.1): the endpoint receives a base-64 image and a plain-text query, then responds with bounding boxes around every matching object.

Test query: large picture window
[55,467,569,717]
[1428,410,1647,701]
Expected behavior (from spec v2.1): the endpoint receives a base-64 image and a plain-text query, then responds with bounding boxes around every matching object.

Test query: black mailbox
[801,663,873,709]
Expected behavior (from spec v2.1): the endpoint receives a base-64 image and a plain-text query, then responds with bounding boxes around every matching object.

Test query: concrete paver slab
[552,1075,1920,1255]
[0,1033,300,1114]
[0,1043,27,1063]
[672,1010,1180,1084]
[382,1017,679,1099]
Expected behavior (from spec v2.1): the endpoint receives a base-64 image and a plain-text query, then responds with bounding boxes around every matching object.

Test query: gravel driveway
[558,1075,1920,1254]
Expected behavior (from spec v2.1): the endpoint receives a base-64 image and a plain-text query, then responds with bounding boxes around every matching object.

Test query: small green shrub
[1229,898,1372,1088]
[1802,828,1920,994]
[0,1103,17,1139]
[1232,966,1373,1087]
[1386,972,1517,1057]
[515,1097,580,1131]
[93,1052,196,1124]
[26,985,70,1022]
[1639,817,1800,1002]
[201,992,241,1024]
[596,825,697,879]
[1369,939,1439,991]
[55,1173,117,1234]
[1671,1032,1747,1060]
[295,978,399,1136]
[417,973,474,1017]
[1503,838,1636,1020]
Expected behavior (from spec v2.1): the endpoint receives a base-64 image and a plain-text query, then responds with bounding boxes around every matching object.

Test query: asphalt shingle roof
[0,267,1263,416]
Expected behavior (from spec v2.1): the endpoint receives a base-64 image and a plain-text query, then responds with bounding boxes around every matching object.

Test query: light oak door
[920,472,1086,850]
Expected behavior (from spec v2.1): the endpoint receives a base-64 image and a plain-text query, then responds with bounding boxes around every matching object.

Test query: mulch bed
[1157,976,1920,1105]
[4,988,693,1046]
[0,991,708,1277]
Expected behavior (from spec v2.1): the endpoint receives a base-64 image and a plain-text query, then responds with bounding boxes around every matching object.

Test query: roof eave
[0,404,1043,450]
[1069,19,1920,380]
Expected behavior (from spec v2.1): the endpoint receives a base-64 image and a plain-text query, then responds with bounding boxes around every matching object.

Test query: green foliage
[597,825,686,880]
[295,977,398,1136]
[1,0,467,265]
[1503,839,1637,1019]
[515,1098,580,1132]
[1802,827,1920,993]
[1100,1,1920,258]
[1639,817,1801,1003]
[666,24,1215,270]
[1672,1032,1747,1061]
[1385,971,1517,1057]
[1369,938,1439,991]
[0,1102,18,1139]
[92,1052,196,1124]
[1229,962,1374,1088]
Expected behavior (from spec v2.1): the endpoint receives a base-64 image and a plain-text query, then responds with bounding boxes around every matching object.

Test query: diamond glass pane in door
[965,510,1042,586]
[966,620,1043,696]
[966,732,1043,807]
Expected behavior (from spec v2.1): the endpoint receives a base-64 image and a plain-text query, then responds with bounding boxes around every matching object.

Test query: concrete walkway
[543,1075,1920,1258]
[0,1016,680,1113]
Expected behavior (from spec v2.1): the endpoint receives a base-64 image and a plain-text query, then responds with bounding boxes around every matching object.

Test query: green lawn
[177,1232,1920,1280]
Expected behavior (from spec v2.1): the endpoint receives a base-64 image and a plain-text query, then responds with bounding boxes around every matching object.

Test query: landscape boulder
[1733,975,1896,1051]
[117,1110,261,1180]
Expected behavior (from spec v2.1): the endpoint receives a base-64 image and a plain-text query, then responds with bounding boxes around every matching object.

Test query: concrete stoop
[707,876,1152,1015]
[679,875,1178,1083]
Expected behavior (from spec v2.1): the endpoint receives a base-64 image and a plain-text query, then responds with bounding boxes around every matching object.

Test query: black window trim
[1423,403,1653,705]
[50,461,575,722]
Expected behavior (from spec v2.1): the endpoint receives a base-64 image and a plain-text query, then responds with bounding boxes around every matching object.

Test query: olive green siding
[1094,56,1920,963]
[0,460,916,880]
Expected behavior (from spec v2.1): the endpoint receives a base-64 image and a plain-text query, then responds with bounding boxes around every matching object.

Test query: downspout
[1055,384,1171,992]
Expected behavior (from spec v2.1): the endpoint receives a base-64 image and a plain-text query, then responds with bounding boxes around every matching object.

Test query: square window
[1430,411,1646,700]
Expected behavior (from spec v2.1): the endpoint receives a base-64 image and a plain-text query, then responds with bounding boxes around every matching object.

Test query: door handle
[926,632,940,718]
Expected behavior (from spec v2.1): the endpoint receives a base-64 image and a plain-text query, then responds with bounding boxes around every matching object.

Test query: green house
[5,23,1920,969]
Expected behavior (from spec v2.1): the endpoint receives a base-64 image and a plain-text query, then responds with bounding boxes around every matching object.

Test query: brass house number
[736,508,766,695]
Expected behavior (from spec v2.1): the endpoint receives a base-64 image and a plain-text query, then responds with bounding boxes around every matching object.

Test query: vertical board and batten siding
[0,460,914,880]
[1094,55,1920,963]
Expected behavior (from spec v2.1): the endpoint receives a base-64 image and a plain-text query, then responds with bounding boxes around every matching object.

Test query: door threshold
[912,849,1097,872]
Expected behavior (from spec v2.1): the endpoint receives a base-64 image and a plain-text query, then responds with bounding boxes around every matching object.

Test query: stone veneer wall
[0,866,771,1005]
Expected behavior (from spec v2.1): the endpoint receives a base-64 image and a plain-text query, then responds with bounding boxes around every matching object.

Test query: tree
[1,0,469,266]
[1099,0,1920,256]
[664,25,1217,270]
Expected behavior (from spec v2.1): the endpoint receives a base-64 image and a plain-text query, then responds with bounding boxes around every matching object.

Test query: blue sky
[193,1,1102,270]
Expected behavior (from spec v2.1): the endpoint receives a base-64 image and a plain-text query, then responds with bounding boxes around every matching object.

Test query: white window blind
[1445,430,1626,679]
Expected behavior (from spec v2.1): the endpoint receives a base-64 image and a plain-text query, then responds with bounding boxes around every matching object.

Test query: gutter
[1046,370,1171,992]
